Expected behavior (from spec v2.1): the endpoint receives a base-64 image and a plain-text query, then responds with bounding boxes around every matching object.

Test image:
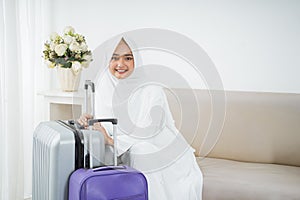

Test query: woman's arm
[93,122,114,146]
[77,114,114,145]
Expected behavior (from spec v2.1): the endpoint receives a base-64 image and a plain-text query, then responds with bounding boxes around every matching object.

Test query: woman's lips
[115,69,128,74]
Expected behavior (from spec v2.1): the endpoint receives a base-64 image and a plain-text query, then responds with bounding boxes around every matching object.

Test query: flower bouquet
[43,26,93,91]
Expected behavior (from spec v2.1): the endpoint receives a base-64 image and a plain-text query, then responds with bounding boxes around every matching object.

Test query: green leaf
[61,62,72,68]
[55,57,67,65]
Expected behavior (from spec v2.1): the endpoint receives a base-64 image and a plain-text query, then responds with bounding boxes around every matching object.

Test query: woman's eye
[111,56,118,61]
[125,57,133,61]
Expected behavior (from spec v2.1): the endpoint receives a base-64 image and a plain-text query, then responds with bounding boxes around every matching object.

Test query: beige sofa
[166,89,300,200]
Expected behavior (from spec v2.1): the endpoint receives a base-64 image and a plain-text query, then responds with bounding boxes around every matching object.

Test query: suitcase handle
[84,80,95,92]
[87,118,118,166]
[92,165,126,172]
[68,119,118,128]
[84,80,118,167]
[88,118,118,126]
[84,80,95,117]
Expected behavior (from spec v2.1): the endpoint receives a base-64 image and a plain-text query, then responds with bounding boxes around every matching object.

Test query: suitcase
[69,165,148,200]
[32,80,105,200]
[68,88,148,200]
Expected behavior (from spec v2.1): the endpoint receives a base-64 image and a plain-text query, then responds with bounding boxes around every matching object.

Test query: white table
[38,89,85,121]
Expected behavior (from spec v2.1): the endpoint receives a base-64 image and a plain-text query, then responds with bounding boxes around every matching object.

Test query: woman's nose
[117,57,125,67]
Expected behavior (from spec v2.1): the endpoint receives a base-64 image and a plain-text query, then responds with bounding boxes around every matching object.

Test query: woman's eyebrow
[112,53,133,57]
[124,54,133,57]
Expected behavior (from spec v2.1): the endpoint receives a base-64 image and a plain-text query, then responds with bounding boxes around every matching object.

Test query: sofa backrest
[165,89,300,167]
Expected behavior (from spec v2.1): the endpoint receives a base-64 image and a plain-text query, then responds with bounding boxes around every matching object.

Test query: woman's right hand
[93,122,114,146]
[77,113,93,129]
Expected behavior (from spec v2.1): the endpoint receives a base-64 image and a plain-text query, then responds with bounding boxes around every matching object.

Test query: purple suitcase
[68,81,148,200]
[69,165,148,200]
[68,118,148,200]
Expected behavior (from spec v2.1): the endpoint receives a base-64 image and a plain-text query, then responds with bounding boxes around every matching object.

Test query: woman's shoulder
[141,84,163,92]
[138,84,165,96]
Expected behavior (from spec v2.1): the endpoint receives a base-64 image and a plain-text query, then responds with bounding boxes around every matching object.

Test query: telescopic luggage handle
[84,80,96,168]
[87,118,118,166]
[71,80,95,129]
[84,80,118,167]
[84,80,95,117]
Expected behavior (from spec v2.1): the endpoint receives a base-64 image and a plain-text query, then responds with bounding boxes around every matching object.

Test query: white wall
[46,0,300,93]
[26,0,299,198]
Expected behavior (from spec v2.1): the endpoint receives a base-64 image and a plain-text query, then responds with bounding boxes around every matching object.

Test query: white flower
[71,61,82,75]
[50,41,56,51]
[83,54,92,62]
[69,42,81,52]
[80,42,88,51]
[81,54,92,68]
[54,44,68,56]
[50,32,59,41]
[62,35,74,44]
[64,26,75,35]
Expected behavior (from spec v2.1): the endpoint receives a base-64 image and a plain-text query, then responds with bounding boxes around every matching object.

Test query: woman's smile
[109,39,135,79]
[115,68,128,73]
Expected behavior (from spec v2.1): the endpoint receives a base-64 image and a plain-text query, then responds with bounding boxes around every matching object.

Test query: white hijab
[94,36,143,119]
[94,36,165,136]
[93,36,190,171]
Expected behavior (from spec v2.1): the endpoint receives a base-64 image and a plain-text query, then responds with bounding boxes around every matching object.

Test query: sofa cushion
[165,89,300,166]
[197,157,300,200]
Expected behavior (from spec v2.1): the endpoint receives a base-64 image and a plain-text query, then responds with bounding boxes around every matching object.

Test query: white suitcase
[32,81,105,200]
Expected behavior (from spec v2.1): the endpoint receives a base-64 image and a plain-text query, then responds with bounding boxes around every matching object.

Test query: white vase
[57,68,81,92]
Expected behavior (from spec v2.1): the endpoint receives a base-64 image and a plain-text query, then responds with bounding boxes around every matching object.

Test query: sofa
[165,89,300,200]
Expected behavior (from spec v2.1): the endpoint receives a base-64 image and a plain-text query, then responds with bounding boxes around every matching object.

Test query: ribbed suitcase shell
[69,166,148,200]
[32,120,105,200]
[32,121,78,200]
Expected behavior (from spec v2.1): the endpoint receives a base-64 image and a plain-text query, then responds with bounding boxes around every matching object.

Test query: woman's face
[109,40,134,79]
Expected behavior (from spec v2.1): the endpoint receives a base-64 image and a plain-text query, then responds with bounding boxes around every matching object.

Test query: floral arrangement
[43,26,93,74]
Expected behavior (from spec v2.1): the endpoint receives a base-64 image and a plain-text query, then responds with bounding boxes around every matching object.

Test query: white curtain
[0,0,48,199]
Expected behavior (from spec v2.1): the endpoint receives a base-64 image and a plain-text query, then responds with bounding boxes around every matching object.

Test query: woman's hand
[93,122,114,146]
[77,113,93,129]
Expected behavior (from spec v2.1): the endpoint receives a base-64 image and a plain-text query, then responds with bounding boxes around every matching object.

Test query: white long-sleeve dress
[93,36,203,200]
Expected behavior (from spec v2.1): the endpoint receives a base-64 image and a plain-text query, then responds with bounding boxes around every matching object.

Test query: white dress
[94,36,203,200]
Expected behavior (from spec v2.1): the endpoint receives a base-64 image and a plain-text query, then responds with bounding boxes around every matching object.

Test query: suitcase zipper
[112,194,145,200]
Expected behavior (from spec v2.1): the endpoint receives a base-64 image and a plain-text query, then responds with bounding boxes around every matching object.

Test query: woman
[78,37,203,200]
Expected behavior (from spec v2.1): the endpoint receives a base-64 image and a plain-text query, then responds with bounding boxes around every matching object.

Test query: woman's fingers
[79,116,87,126]
[77,113,93,127]
[93,122,104,131]
[83,113,93,119]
